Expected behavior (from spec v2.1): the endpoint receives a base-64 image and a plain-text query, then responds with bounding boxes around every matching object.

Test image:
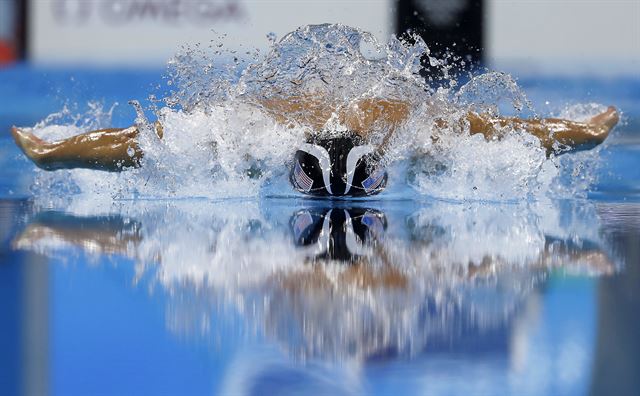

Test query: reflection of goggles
[291,208,387,262]
[291,133,387,197]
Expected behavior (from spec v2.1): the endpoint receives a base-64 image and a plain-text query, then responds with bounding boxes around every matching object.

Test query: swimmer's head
[291,131,387,197]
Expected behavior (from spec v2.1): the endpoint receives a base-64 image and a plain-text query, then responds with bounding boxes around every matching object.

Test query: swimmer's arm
[466,107,619,153]
[11,122,163,171]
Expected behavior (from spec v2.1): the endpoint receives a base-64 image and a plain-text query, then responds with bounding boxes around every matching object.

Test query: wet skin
[11,99,619,172]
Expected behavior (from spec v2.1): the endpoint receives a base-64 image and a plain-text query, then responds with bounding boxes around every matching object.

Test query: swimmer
[11,98,619,197]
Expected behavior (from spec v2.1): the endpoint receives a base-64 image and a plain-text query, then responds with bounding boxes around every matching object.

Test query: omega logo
[52,0,246,25]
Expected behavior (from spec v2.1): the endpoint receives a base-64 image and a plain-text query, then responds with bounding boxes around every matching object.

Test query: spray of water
[25,24,609,201]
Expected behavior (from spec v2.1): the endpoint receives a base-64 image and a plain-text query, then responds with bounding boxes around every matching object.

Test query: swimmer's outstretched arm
[258,96,618,154]
[340,102,617,156]
[465,106,619,153]
[11,122,163,171]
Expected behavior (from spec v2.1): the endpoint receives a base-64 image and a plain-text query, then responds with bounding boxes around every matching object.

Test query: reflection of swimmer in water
[12,97,619,197]
[12,205,615,359]
[13,206,614,291]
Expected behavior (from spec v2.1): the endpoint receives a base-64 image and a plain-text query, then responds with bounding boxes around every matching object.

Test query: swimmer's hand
[11,127,50,169]
[588,106,619,138]
[562,105,619,150]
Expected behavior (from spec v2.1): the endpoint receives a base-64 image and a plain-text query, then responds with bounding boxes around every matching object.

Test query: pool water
[1,65,639,396]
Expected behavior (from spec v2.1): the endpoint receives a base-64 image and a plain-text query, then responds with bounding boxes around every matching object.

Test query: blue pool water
[1,65,639,396]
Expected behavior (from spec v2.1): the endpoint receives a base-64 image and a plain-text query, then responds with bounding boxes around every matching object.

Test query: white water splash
[25,24,609,201]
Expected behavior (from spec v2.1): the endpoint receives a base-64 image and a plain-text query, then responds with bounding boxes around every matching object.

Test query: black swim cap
[291,132,387,197]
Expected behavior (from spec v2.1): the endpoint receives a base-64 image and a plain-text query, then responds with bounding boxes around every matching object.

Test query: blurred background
[0,0,638,74]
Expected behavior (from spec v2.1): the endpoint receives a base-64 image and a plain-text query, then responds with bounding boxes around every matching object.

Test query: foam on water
[24,24,610,201]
